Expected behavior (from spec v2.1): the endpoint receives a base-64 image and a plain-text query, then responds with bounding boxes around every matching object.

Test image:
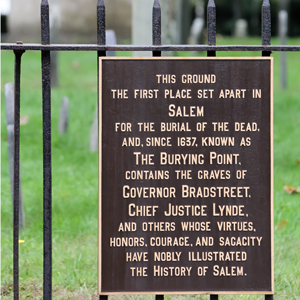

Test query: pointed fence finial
[97,0,106,45]
[207,0,216,46]
[152,0,161,45]
[262,0,271,46]
[41,0,50,44]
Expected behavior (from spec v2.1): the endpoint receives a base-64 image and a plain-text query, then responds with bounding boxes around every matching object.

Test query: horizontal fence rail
[2,44,300,52]
[2,0,300,299]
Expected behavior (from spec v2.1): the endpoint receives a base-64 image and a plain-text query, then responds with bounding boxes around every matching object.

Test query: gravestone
[90,30,117,152]
[90,103,98,152]
[58,96,69,134]
[132,0,177,57]
[175,0,193,44]
[5,82,25,229]
[50,0,61,87]
[234,19,248,37]
[189,1,205,46]
[279,10,288,89]
[106,30,117,57]
[132,0,153,57]
[1,0,10,37]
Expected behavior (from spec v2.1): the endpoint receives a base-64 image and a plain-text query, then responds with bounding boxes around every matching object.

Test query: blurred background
[1,0,300,299]
[1,0,300,45]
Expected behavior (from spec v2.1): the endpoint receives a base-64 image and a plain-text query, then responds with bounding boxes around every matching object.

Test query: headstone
[173,0,182,44]
[50,0,61,87]
[175,0,192,44]
[132,0,153,57]
[279,10,288,89]
[89,30,117,152]
[90,103,98,152]
[58,96,69,134]
[189,1,205,45]
[160,0,171,56]
[234,19,248,38]
[1,0,10,37]
[5,82,25,229]
[106,30,117,57]
[132,0,176,57]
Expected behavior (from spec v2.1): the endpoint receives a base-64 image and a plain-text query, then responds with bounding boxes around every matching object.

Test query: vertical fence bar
[156,295,164,300]
[262,3,272,300]
[98,1,106,298]
[97,0,106,56]
[41,0,52,299]
[262,0,271,57]
[152,0,161,57]
[208,0,216,296]
[41,0,50,45]
[13,49,25,300]
[207,0,216,57]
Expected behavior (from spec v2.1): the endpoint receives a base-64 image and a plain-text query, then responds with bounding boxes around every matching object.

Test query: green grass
[1,37,300,299]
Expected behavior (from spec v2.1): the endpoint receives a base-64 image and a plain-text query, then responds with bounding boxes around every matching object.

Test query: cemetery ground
[1,37,300,299]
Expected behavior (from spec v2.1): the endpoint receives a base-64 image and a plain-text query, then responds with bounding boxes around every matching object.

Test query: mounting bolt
[16,41,23,44]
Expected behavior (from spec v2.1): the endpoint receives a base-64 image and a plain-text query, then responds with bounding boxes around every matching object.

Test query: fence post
[97,0,106,56]
[152,0,161,57]
[41,0,52,299]
[262,0,271,56]
[207,0,216,57]
[13,48,25,300]
[207,2,218,294]
[5,82,25,230]
[262,3,272,298]
[98,1,106,297]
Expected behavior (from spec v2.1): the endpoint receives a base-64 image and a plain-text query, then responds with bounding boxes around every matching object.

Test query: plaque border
[98,57,274,295]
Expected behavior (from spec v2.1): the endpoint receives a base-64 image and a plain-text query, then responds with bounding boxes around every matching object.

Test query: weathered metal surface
[152,0,161,57]
[41,0,52,296]
[13,49,25,300]
[97,0,106,45]
[207,0,216,57]
[99,57,273,294]
[2,43,300,52]
[262,0,271,57]
[207,0,216,46]
[42,49,52,300]
[262,0,271,46]
[152,0,161,46]
[41,0,50,45]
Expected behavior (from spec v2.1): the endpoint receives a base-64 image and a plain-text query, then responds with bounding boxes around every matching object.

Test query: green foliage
[201,0,300,37]
[1,38,300,299]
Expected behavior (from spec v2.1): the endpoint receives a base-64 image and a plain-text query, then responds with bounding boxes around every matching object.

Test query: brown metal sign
[98,57,273,295]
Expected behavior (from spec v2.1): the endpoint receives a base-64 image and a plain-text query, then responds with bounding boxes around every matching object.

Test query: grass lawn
[1,37,300,299]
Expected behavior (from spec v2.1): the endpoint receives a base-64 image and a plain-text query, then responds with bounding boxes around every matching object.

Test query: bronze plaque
[99,58,273,294]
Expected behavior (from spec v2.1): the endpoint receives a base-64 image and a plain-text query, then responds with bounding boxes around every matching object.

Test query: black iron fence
[1,0,300,299]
